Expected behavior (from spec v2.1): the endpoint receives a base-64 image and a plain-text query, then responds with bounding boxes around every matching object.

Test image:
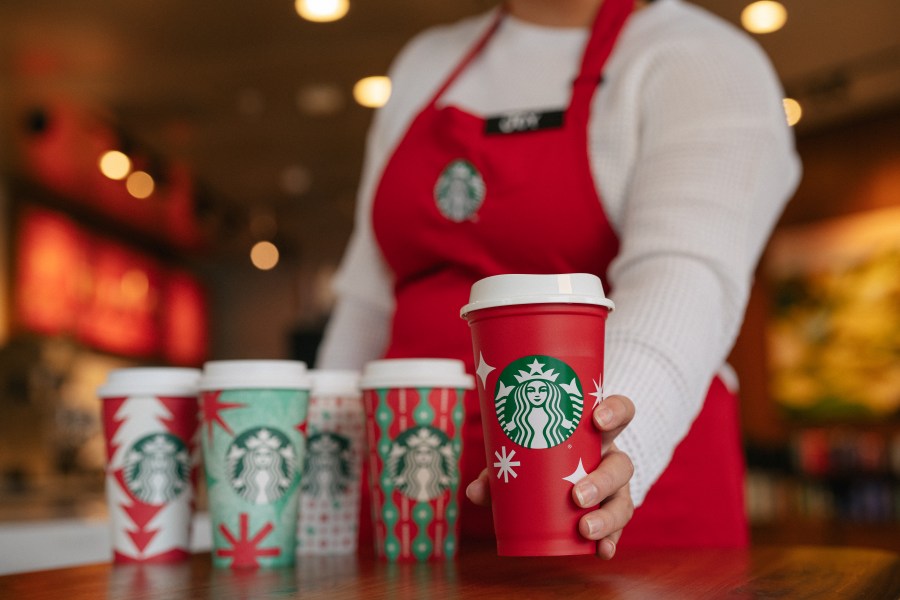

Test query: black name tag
[484,110,565,135]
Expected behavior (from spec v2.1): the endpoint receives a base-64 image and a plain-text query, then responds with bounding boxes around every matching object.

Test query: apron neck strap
[427,0,634,113]
[426,8,506,108]
[570,0,634,113]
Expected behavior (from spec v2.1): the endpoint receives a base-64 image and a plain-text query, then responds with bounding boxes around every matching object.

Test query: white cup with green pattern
[297,369,365,555]
[360,358,473,562]
[199,360,310,569]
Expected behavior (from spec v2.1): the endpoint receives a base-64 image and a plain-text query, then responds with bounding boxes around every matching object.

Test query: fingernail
[574,481,598,507]
[599,539,616,559]
[465,480,479,501]
[585,515,603,538]
[596,407,613,427]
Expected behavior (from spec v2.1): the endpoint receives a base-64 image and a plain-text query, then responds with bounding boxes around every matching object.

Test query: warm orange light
[126,171,155,199]
[741,1,787,34]
[295,0,349,22]
[353,76,391,108]
[98,150,131,180]
[15,208,199,360]
[250,241,280,270]
[15,209,85,334]
[783,98,802,126]
[120,269,150,302]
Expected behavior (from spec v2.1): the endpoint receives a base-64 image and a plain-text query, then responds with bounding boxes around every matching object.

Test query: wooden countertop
[2,543,899,599]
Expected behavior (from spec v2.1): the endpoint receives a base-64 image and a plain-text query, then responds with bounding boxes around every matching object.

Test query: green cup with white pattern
[199,360,310,569]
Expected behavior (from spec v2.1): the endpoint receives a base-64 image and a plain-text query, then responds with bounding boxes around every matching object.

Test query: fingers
[469,395,637,556]
[578,482,634,560]
[572,446,633,509]
[572,446,635,559]
[593,394,635,453]
[465,468,491,506]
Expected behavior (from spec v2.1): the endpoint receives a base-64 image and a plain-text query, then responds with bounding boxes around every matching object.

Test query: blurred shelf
[752,520,900,553]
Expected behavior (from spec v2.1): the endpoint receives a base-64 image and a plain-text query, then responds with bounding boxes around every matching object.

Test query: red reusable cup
[461,273,614,556]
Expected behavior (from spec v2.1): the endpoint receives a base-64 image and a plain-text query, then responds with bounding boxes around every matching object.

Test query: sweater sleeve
[313,101,395,370]
[314,63,397,369]
[600,25,802,506]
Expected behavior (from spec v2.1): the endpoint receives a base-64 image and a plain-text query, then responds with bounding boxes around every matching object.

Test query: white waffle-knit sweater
[316,0,802,507]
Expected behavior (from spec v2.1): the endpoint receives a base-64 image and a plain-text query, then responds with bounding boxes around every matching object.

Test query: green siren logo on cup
[433,159,486,222]
[227,427,297,505]
[386,426,457,501]
[495,356,584,449]
[124,433,190,504]
[301,432,353,501]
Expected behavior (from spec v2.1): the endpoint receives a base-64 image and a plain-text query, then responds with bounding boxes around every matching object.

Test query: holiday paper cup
[199,360,310,569]
[297,369,365,555]
[98,367,201,563]
[360,359,472,562]
[461,273,614,556]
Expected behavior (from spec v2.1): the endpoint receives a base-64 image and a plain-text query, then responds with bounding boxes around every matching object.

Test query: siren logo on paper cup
[495,356,583,449]
[123,433,191,505]
[301,432,353,501]
[386,426,457,502]
[226,427,297,505]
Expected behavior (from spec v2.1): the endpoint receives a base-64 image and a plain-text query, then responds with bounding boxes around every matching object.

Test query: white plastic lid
[310,369,362,397]
[360,359,474,390]
[199,360,311,390]
[97,367,202,398]
[460,273,614,317]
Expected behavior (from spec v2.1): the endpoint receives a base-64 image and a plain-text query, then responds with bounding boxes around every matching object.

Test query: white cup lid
[460,273,614,317]
[360,359,474,390]
[97,367,202,398]
[310,369,361,397]
[199,360,310,390]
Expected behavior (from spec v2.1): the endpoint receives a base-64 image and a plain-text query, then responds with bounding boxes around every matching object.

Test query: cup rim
[360,358,474,390]
[460,273,614,318]
[199,359,311,390]
[310,369,362,397]
[97,367,202,398]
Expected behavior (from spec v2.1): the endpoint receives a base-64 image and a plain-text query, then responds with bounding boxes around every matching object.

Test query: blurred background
[0,0,898,553]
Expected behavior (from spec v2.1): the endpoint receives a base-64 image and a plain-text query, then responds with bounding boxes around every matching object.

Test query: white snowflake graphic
[493,446,521,483]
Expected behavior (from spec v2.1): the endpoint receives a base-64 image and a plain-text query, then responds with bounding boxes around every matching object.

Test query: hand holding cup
[466,393,635,559]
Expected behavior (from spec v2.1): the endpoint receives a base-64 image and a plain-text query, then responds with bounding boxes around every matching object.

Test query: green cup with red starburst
[199,360,310,569]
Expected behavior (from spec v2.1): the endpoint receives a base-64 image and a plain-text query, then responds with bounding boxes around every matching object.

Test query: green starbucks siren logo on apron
[434,159,486,222]
[227,427,297,505]
[386,426,458,501]
[495,356,583,449]
[124,433,190,504]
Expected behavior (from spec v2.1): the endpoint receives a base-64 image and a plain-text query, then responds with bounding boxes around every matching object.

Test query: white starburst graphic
[590,376,604,409]
[475,352,495,388]
[562,458,589,485]
[493,446,521,483]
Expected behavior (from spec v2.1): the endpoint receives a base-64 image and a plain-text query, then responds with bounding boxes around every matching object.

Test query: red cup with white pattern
[461,273,614,556]
[98,368,201,563]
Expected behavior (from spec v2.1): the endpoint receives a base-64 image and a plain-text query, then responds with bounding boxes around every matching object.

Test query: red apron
[368,0,748,549]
